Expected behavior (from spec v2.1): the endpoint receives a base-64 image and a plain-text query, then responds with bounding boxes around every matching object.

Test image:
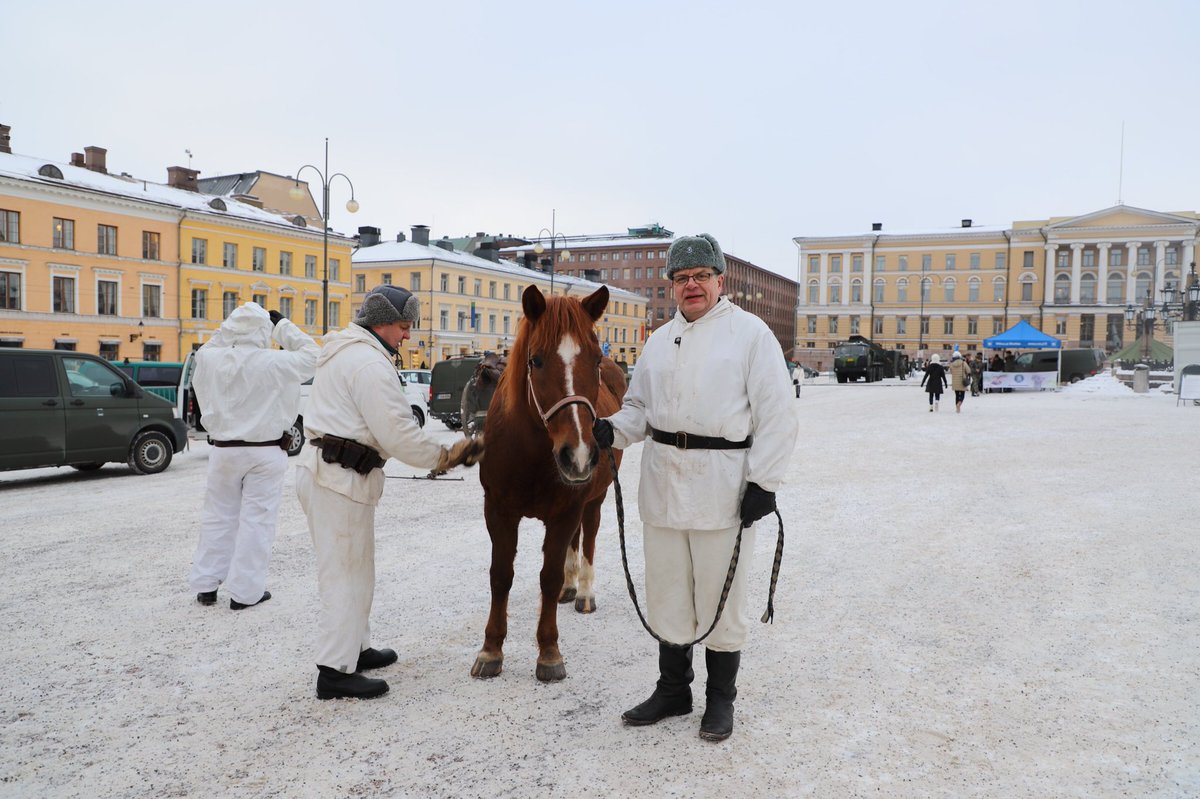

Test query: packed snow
[1,376,1196,798]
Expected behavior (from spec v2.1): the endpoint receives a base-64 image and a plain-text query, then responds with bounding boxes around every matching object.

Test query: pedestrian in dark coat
[921,353,948,412]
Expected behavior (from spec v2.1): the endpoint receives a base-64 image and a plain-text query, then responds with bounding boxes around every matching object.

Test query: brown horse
[472,285,627,682]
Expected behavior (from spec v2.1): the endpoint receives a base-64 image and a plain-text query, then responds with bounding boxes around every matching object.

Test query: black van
[429,356,483,430]
[1010,348,1106,383]
[0,349,188,474]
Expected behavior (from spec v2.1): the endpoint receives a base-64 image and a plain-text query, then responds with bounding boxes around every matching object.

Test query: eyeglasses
[671,271,716,287]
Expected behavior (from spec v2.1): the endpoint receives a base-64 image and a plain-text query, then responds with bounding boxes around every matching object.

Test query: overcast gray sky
[3,0,1198,279]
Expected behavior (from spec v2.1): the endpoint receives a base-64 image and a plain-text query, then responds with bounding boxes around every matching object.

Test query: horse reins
[605,447,785,649]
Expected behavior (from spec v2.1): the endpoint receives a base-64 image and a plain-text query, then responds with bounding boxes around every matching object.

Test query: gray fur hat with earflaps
[355,284,421,327]
[666,233,726,278]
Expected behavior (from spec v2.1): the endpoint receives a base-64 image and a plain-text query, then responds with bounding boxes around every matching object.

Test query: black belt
[649,426,752,450]
[211,437,284,448]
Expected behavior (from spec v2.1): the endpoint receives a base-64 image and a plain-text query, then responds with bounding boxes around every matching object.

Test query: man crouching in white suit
[189,301,318,610]
[296,285,483,700]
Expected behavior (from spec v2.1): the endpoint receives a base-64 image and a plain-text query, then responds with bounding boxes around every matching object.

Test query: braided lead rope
[607,448,783,649]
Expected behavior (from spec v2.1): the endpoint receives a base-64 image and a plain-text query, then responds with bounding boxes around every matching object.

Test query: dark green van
[111,360,185,403]
[429,356,483,430]
[0,349,188,475]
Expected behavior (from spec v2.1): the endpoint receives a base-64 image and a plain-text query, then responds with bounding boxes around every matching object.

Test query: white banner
[983,371,1058,390]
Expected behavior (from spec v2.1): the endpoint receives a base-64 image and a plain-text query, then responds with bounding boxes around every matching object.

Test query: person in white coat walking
[592,234,799,741]
[295,285,482,701]
[189,302,318,610]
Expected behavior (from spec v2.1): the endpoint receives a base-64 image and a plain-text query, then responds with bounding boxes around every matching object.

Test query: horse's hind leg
[575,498,602,614]
[472,511,518,679]
[536,515,577,682]
[558,526,582,604]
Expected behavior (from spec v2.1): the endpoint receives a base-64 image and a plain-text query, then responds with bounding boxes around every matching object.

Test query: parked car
[398,371,429,428]
[1010,348,1106,383]
[111,360,185,403]
[399,368,432,403]
[0,349,187,475]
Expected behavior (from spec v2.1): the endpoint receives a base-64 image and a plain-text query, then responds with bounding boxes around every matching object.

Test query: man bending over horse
[593,234,798,741]
[296,285,483,700]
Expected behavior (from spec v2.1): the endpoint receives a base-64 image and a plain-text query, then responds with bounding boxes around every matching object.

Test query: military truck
[834,335,887,383]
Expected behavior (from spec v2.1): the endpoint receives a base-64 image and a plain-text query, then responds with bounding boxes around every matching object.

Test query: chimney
[0,124,11,154]
[411,224,430,246]
[166,166,200,192]
[70,152,85,167]
[435,240,456,252]
[395,232,407,243]
[961,218,972,228]
[475,241,499,262]
[871,222,882,231]
[357,226,381,247]
[231,193,263,209]
[522,253,538,270]
[84,146,107,174]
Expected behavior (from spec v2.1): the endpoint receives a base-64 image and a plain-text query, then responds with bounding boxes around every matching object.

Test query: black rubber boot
[355,647,398,672]
[316,665,389,700]
[622,644,694,726]
[699,649,740,742]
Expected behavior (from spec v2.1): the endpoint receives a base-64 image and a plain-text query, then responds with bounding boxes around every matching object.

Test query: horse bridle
[525,358,600,428]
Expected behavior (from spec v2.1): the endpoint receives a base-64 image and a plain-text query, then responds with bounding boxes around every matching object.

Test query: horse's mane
[497,295,599,411]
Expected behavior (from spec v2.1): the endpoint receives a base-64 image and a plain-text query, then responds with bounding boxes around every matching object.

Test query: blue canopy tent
[983,321,1062,388]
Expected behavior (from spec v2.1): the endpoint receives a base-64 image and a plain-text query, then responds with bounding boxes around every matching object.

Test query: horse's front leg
[574,497,603,614]
[471,508,518,679]
[536,513,579,682]
[558,525,582,604]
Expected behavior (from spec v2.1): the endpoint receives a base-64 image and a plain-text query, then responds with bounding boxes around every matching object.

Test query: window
[1080,274,1096,304]
[355,274,366,292]
[873,279,885,303]
[970,253,980,270]
[489,281,496,298]
[657,286,666,299]
[922,254,931,271]
[457,310,467,331]
[1021,280,1034,302]
[1166,247,1179,266]
[0,272,22,310]
[474,279,481,296]
[1137,247,1150,266]
[53,276,75,313]
[98,224,117,256]
[279,296,292,320]
[305,255,316,278]
[329,259,340,282]
[439,273,449,292]
[828,317,839,334]
[873,317,883,335]
[624,268,631,279]
[896,317,907,335]
[141,284,161,318]
[968,278,980,302]
[831,255,842,273]
[1110,249,1123,267]
[807,281,819,303]
[191,288,208,319]
[280,251,293,275]
[329,301,340,328]
[945,253,956,270]
[191,238,207,264]
[850,281,863,303]
[897,279,908,303]
[1055,319,1068,335]
[875,255,885,273]
[806,315,817,334]
[1022,251,1034,269]
[504,284,511,300]
[142,342,162,361]
[411,273,421,291]
[439,309,448,330]
[53,218,75,249]
[1107,273,1125,303]
[99,341,119,361]
[943,280,956,303]
[223,242,238,268]
[488,314,496,333]
[1082,250,1095,268]
[995,252,1006,271]
[992,318,1004,334]
[899,255,908,272]
[223,291,238,318]
[1079,314,1095,344]
[920,316,929,335]
[829,283,841,304]
[943,318,954,335]
[503,316,511,335]
[1135,271,1152,300]
[250,293,266,307]
[97,280,118,315]
[1056,250,1069,268]
[304,299,317,326]
[993,279,1005,302]
[852,254,863,273]
[0,209,19,243]
[850,316,860,334]
[143,231,160,261]
[920,278,931,303]
[457,276,465,294]
[634,267,642,279]
[252,247,266,272]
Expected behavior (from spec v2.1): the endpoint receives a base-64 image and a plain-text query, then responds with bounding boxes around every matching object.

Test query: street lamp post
[917,269,930,357]
[1125,288,1159,362]
[291,138,358,334]
[532,210,571,296]
[1160,261,1200,323]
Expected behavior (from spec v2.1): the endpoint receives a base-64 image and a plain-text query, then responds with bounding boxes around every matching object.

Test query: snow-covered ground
[1,375,1196,798]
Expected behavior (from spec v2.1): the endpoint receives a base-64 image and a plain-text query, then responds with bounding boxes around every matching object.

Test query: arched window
[920,276,932,303]
[993,277,1006,302]
[968,277,980,302]
[1054,273,1070,303]
[1135,271,1153,303]
[897,278,909,303]
[828,279,842,304]
[943,278,957,303]
[1107,272,1125,304]
[873,279,885,303]
[807,280,819,304]
[850,279,863,303]
[1079,274,1096,304]
[1019,273,1037,302]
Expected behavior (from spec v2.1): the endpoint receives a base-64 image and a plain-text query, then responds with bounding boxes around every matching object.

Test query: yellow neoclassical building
[0,135,352,360]
[351,225,647,369]
[794,205,1200,358]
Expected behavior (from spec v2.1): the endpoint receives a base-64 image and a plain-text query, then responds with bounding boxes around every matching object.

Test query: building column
[1184,240,1196,272]
[818,252,828,306]
[861,249,873,307]
[1126,241,1141,304]
[1154,240,1168,298]
[1044,244,1057,304]
[841,250,852,307]
[1070,243,1084,304]
[1096,242,1111,304]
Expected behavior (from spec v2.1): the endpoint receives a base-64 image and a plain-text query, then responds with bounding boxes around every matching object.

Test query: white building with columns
[793,205,1200,360]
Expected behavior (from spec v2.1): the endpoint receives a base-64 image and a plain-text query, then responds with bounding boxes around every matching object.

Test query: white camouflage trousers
[189,445,288,606]
[295,466,377,674]
[643,522,756,652]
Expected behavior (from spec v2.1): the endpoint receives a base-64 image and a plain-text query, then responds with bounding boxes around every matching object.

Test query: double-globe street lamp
[1125,289,1161,362]
[1159,260,1200,322]
[533,230,571,296]
[291,138,358,334]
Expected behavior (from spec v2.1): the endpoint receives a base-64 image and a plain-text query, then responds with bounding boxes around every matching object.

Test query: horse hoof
[471,655,503,679]
[557,587,577,604]
[535,661,567,682]
[574,596,597,614]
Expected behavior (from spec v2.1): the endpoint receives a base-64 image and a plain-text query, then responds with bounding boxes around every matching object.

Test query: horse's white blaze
[557,334,590,473]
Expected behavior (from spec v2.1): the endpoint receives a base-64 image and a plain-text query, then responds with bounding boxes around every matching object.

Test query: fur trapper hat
[666,234,726,278]
[355,285,420,327]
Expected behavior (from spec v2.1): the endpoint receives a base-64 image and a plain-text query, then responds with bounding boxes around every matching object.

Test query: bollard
[1132,364,1150,394]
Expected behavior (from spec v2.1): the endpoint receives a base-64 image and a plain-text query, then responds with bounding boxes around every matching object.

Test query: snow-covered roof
[0,150,347,238]
[795,223,1009,245]
[352,239,643,301]
[500,235,675,253]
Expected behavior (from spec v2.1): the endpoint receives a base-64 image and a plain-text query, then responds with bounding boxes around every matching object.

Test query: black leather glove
[592,418,615,449]
[268,310,284,326]
[740,482,776,528]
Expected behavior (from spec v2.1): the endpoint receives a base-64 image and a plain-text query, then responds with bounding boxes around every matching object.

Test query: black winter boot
[621,643,694,725]
[316,665,389,700]
[699,649,740,742]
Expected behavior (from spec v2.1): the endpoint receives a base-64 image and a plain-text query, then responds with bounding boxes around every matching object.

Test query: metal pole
[321,138,329,335]
[550,208,556,296]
